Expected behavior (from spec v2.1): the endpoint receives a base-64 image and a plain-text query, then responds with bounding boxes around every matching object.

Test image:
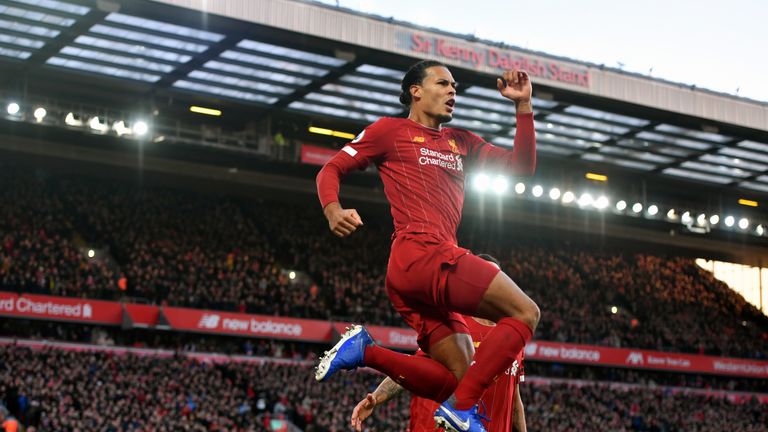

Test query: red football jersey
[408,317,525,432]
[317,115,535,243]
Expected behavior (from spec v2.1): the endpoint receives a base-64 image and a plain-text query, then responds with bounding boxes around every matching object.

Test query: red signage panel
[162,306,334,342]
[524,341,768,379]
[124,303,160,327]
[0,291,122,325]
[301,144,338,166]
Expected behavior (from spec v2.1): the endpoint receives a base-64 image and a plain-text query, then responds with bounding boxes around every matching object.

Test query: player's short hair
[399,59,447,107]
[477,253,502,269]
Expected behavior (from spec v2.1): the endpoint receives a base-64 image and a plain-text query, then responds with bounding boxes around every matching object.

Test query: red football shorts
[386,232,500,351]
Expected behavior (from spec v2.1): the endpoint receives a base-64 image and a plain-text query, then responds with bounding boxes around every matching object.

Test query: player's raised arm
[467,69,536,176]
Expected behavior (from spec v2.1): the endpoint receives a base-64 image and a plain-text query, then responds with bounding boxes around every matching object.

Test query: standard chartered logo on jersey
[418,147,463,172]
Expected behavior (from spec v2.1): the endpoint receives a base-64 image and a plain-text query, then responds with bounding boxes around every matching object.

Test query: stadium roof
[0,0,767,194]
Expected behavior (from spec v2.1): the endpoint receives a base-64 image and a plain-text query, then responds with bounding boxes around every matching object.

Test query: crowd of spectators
[3,320,767,394]
[1,345,765,432]
[1,165,766,359]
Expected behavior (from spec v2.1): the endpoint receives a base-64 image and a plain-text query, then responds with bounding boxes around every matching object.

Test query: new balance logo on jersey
[626,352,645,365]
[198,314,220,329]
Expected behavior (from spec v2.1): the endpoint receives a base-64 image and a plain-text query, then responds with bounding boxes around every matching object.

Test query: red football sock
[364,344,458,402]
[453,317,533,409]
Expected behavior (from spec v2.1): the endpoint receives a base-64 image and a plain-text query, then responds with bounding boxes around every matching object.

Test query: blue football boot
[315,325,373,382]
[434,399,489,432]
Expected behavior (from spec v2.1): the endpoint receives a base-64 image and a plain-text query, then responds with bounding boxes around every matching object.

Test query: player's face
[412,66,457,124]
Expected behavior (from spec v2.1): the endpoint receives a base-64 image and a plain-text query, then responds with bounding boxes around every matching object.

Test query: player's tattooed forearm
[375,377,406,402]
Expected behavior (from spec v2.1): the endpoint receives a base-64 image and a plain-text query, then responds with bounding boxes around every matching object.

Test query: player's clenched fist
[323,202,363,237]
[496,69,532,103]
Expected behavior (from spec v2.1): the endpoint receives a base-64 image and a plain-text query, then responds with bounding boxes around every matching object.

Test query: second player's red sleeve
[466,112,536,175]
[315,119,391,208]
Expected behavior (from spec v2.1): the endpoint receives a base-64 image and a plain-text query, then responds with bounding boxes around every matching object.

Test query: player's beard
[435,113,452,124]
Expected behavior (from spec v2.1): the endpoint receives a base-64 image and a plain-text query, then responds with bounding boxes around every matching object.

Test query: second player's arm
[350,377,406,431]
[512,384,527,432]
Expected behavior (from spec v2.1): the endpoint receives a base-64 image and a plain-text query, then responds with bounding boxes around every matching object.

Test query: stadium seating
[1,345,764,432]
[1,166,766,359]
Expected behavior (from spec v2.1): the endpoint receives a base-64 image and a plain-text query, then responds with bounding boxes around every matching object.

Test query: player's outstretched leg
[315,325,373,382]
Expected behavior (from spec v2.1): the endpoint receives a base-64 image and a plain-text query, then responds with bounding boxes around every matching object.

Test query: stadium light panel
[190,106,222,116]
[492,176,508,194]
[176,81,279,104]
[632,203,643,213]
[133,121,148,136]
[585,172,607,182]
[33,107,46,121]
[647,205,659,216]
[709,215,719,225]
[562,191,575,204]
[88,116,108,133]
[578,193,593,207]
[289,271,296,280]
[188,70,294,95]
[87,249,95,258]
[696,213,706,226]
[549,188,561,200]
[667,209,677,220]
[60,46,175,73]
[1,5,76,27]
[221,50,328,76]
[12,0,91,15]
[610,306,618,314]
[65,112,82,126]
[738,198,758,207]
[105,13,224,42]
[682,212,692,224]
[6,102,20,115]
[90,24,207,53]
[594,195,609,210]
[724,216,735,227]
[0,46,32,59]
[514,182,525,194]
[47,57,161,83]
[738,218,749,230]
[77,35,192,63]
[308,126,355,140]
[113,120,131,136]
[757,225,765,236]
[616,200,627,211]
[474,174,490,192]
[0,33,44,49]
[206,60,310,85]
[237,39,345,67]
[532,185,543,197]
[289,101,378,123]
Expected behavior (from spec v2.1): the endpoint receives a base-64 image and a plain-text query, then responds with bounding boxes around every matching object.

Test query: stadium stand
[2,166,766,359]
